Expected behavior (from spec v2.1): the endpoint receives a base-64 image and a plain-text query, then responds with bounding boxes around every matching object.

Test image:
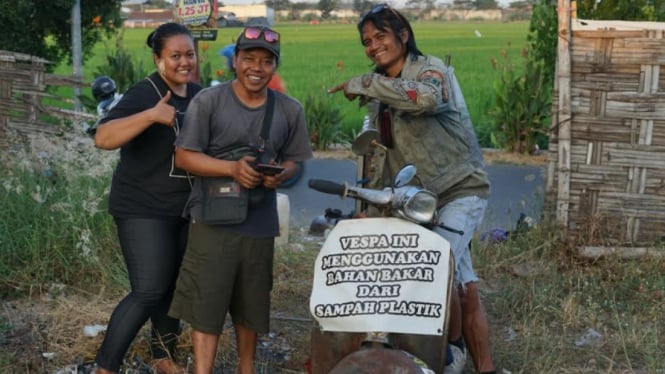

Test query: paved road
[483,163,545,231]
[278,158,545,233]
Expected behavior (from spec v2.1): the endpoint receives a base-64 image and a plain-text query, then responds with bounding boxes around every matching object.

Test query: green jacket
[346,53,490,206]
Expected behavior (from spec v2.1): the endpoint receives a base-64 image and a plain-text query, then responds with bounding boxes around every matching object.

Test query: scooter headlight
[393,187,437,224]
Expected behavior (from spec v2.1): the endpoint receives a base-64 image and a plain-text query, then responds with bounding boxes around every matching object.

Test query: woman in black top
[93,22,202,374]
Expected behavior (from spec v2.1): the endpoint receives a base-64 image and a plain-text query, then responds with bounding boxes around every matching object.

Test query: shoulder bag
[199,90,275,224]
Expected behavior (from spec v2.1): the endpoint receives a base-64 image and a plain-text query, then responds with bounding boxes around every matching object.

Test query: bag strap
[145,76,166,100]
[258,89,275,149]
[145,76,193,185]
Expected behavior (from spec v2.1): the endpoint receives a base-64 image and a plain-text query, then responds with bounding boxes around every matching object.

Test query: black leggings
[95,216,188,372]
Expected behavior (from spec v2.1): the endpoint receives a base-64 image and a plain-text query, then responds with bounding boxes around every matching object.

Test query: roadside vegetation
[1,130,663,373]
[1,142,663,371]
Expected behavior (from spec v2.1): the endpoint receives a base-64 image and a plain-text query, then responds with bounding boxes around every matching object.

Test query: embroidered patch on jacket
[405,90,418,102]
[397,80,419,102]
[419,70,448,102]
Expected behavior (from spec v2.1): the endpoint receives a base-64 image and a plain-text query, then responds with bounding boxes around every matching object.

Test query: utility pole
[72,0,83,112]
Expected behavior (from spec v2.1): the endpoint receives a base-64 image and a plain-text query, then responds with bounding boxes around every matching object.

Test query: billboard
[174,0,218,40]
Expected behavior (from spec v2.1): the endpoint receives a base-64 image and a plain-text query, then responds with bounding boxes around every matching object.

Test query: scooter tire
[329,347,424,374]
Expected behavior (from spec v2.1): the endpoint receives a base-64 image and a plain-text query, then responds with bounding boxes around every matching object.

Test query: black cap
[236,26,280,59]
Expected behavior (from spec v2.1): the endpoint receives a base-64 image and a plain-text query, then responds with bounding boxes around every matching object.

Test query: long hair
[357,4,423,68]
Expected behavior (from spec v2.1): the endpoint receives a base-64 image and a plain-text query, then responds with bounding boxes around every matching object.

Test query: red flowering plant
[198,42,214,87]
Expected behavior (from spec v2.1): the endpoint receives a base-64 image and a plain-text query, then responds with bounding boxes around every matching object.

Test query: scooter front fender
[330,346,424,374]
[310,328,450,374]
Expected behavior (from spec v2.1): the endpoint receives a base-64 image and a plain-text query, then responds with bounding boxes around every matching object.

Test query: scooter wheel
[329,347,424,374]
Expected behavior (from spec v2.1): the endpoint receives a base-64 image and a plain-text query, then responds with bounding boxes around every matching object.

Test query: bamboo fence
[0,50,95,151]
[547,1,665,255]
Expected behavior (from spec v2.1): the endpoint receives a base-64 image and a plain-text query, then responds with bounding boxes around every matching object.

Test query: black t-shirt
[101,72,202,218]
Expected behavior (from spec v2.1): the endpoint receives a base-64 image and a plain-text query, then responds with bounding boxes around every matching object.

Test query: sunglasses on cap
[359,3,405,25]
[243,27,279,43]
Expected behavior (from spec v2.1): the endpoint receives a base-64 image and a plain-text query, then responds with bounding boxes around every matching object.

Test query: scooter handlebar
[308,179,347,197]
[309,179,394,206]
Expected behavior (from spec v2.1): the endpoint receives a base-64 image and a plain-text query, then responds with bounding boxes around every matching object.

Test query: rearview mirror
[394,164,417,188]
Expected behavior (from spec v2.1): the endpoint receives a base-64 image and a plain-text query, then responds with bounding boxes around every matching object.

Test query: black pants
[95,216,188,372]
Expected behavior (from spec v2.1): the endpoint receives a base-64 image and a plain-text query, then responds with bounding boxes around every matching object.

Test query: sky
[223,0,513,8]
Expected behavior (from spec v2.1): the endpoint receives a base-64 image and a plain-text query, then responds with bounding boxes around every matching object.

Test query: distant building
[430,9,502,21]
[219,4,275,26]
[123,9,173,28]
[217,11,245,28]
[121,0,150,10]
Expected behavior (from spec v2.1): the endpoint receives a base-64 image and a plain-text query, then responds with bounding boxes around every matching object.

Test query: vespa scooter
[306,159,455,373]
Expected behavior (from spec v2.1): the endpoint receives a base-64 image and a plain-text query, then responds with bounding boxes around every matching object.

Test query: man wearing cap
[220,42,287,93]
[168,25,312,374]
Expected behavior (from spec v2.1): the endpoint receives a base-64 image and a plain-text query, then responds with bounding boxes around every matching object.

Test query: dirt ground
[0,243,314,373]
[0,149,546,373]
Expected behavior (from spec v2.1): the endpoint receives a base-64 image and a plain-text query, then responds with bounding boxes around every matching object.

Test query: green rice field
[58,21,530,138]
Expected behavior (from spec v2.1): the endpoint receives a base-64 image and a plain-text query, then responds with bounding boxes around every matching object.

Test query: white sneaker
[443,345,467,374]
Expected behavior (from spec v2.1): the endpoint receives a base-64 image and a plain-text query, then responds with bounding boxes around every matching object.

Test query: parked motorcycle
[85,75,122,137]
[306,162,454,373]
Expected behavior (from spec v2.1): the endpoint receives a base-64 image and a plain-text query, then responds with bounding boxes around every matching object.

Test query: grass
[54,21,530,143]
[475,227,665,373]
[1,219,663,372]
[1,133,663,372]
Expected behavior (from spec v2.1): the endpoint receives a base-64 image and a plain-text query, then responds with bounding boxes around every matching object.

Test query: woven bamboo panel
[547,19,665,246]
[0,50,93,151]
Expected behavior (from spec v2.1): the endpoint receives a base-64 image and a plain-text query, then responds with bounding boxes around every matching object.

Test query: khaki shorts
[169,219,275,334]
[432,196,487,287]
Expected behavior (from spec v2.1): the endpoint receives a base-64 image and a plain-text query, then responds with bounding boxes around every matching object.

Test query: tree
[0,0,122,69]
[407,0,437,11]
[577,0,665,21]
[475,0,499,9]
[265,0,292,11]
[508,1,533,9]
[148,0,173,9]
[318,0,339,19]
[292,1,315,11]
[452,0,474,10]
[353,0,378,14]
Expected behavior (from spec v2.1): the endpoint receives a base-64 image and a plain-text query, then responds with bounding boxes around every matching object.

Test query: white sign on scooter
[310,217,451,336]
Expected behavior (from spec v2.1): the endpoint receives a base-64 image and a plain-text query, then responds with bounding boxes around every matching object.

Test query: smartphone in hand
[255,163,285,176]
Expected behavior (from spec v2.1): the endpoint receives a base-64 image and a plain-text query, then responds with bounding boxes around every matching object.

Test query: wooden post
[193,39,201,84]
[71,0,82,112]
[556,0,572,227]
